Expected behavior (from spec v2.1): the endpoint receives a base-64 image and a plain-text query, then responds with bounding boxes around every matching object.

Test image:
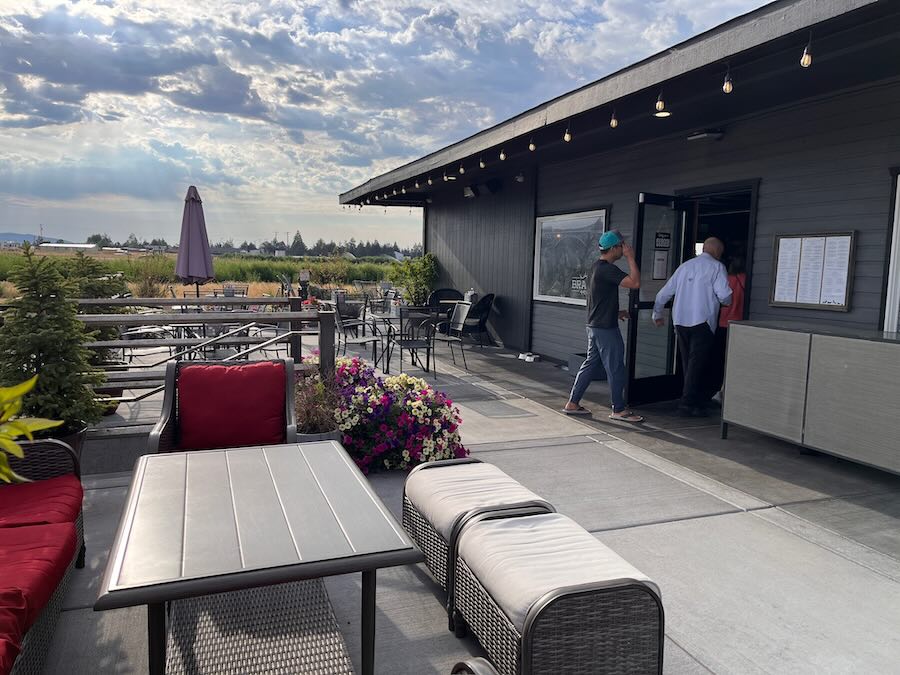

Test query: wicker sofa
[0,440,85,675]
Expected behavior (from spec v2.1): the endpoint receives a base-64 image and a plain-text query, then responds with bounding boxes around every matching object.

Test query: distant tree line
[86,230,422,258]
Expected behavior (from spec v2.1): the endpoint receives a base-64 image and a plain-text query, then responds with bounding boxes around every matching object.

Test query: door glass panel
[639,203,680,302]
[633,310,677,378]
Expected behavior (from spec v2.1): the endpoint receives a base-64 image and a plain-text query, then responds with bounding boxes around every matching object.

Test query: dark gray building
[341,0,900,406]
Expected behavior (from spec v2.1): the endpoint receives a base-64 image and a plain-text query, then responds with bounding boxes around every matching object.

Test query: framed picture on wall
[533,208,609,305]
[769,231,856,311]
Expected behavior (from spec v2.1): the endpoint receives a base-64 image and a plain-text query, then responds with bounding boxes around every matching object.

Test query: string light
[383,192,388,199]
[800,32,812,68]
[563,126,572,142]
[401,186,406,194]
[427,176,433,185]
[414,180,420,188]
[375,195,380,201]
[499,148,506,161]
[366,198,371,204]
[392,188,397,195]
[459,164,465,174]
[443,172,448,182]
[528,138,536,152]
[722,67,733,94]
[479,157,486,169]
[654,91,670,117]
[609,111,618,128]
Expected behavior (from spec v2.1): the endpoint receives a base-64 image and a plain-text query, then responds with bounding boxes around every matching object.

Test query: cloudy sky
[0,0,767,246]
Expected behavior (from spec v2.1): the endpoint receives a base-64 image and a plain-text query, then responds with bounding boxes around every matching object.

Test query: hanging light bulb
[459,164,465,174]
[654,92,670,117]
[479,157,485,169]
[366,198,371,204]
[375,195,380,201]
[800,33,812,68]
[499,148,506,161]
[392,188,397,195]
[609,111,618,129]
[722,68,733,94]
[563,127,572,142]
[414,180,420,189]
[401,186,406,194]
[443,172,448,182]
[383,192,388,199]
[528,138,536,152]
[427,176,433,185]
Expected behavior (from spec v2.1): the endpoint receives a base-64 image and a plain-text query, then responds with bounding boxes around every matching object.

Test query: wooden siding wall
[424,178,535,351]
[533,81,900,361]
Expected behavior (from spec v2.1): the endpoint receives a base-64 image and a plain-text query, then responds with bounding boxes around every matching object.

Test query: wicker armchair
[3,439,85,569]
[147,359,297,454]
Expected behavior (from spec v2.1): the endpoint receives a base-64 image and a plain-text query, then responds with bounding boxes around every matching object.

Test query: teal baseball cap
[599,231,623,250]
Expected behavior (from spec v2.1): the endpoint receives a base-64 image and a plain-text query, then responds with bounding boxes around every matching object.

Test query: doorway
[625,184,756,406]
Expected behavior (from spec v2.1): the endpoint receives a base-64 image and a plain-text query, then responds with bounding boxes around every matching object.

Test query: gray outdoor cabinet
[722,322,900,475]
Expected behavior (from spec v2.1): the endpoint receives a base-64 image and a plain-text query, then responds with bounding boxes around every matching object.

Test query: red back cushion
[177,361,287,451]
[0,588,26,671]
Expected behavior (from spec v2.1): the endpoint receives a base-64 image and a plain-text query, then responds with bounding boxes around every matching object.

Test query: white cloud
[0,0,768,244]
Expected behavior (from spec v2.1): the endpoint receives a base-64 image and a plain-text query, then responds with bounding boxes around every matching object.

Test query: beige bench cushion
[404,462,544,540]
[458,512,660,632]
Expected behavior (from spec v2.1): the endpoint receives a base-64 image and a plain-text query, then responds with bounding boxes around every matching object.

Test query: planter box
[567,353,607,381]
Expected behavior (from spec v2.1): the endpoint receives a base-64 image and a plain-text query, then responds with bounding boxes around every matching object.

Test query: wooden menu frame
[769,231,856,311]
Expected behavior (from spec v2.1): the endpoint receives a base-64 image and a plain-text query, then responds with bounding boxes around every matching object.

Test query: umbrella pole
[196,282,200,298]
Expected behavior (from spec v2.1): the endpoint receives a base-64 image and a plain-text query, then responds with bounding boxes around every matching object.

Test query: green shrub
[388,253,439,305]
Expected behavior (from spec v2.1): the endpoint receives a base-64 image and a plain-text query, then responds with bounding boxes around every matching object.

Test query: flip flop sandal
[609,411,644,423]
[562,406,591,415]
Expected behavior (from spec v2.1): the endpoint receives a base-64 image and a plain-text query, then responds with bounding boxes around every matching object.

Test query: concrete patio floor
[45,341,900,673]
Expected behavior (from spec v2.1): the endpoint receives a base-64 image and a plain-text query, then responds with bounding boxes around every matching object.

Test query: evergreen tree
[0,245,103,429]
[87,233,113,247]
[289,231,308,256]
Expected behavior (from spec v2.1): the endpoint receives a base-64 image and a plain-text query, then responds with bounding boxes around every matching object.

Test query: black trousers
[675,323,716,407]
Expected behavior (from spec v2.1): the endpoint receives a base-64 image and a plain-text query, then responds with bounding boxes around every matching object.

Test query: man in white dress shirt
[652,237,733,416]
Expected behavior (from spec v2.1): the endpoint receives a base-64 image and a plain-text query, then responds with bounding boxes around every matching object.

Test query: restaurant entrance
[625,185,755,406]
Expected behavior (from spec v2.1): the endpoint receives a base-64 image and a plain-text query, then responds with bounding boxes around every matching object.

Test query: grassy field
[0,250,395,290]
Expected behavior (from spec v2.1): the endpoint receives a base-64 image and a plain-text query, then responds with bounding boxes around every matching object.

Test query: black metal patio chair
[386,306,438,379]
[434,300,471,370]
[461,293,494,347]
[334,304,382,365]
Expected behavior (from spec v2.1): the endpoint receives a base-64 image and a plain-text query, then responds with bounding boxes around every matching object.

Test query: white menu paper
[796,237,826,304]
[773,237,802,303]
[820,236,852,306]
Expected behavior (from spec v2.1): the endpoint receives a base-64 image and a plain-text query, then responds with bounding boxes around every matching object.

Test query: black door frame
[674,178,760,320]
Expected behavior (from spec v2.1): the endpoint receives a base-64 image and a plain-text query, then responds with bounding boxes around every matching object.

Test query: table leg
[148,602,166,675]
[361,569,376,675]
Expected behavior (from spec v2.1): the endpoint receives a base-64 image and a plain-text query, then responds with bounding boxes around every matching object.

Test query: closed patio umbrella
[175,185,214,297]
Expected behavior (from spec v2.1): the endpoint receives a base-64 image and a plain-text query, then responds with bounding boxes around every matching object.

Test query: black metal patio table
[94,441,424,675]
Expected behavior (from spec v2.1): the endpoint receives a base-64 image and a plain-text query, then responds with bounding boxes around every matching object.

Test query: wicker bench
[402,458,554,594]
[452,511,664,675]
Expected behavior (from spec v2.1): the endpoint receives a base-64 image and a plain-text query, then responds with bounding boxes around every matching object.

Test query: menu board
[770,232,854,311]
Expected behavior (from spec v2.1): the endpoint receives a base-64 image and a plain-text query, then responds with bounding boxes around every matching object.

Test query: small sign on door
[652,250,669,280]
[654,232,671,249]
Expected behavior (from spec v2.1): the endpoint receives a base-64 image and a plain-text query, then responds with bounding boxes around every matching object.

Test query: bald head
[703,237,725,260]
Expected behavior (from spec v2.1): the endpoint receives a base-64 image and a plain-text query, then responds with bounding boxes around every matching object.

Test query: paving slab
[780,491,900,561]
[599,512,900,675]
[455,398,590,445]
[609,424,900,506]
[64,485,129,610]
[469,438,740,533]
[44,606,148,674]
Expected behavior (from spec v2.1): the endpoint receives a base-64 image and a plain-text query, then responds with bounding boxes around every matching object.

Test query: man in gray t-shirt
[563,231,644,423]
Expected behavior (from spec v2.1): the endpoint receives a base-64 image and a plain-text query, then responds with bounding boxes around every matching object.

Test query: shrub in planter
[387,253,438,305]
[294,371,342,441]
[0,245,104,454]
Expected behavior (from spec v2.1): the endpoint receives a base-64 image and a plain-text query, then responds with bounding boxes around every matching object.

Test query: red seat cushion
[0,475,83,529]
[0,588,26,675]
[177,361,287,451]
[0,523,76,630]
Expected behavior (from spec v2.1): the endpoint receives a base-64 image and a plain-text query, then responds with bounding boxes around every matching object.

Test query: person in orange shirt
[711,256,746,402]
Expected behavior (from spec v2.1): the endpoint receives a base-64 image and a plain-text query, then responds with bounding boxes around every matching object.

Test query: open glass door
[625,193,689,405]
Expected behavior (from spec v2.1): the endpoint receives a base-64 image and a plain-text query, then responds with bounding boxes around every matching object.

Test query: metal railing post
[289,298,304,361]
[318,310,336,379]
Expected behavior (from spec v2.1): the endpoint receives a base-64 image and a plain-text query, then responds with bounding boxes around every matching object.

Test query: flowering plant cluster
[332,356,467,473]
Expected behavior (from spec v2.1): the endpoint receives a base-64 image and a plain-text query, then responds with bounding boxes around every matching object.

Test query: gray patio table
[94,441,424,675]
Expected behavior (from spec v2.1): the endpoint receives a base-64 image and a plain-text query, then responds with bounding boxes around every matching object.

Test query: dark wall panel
[425,179,535,351]
[533,82,900,357]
